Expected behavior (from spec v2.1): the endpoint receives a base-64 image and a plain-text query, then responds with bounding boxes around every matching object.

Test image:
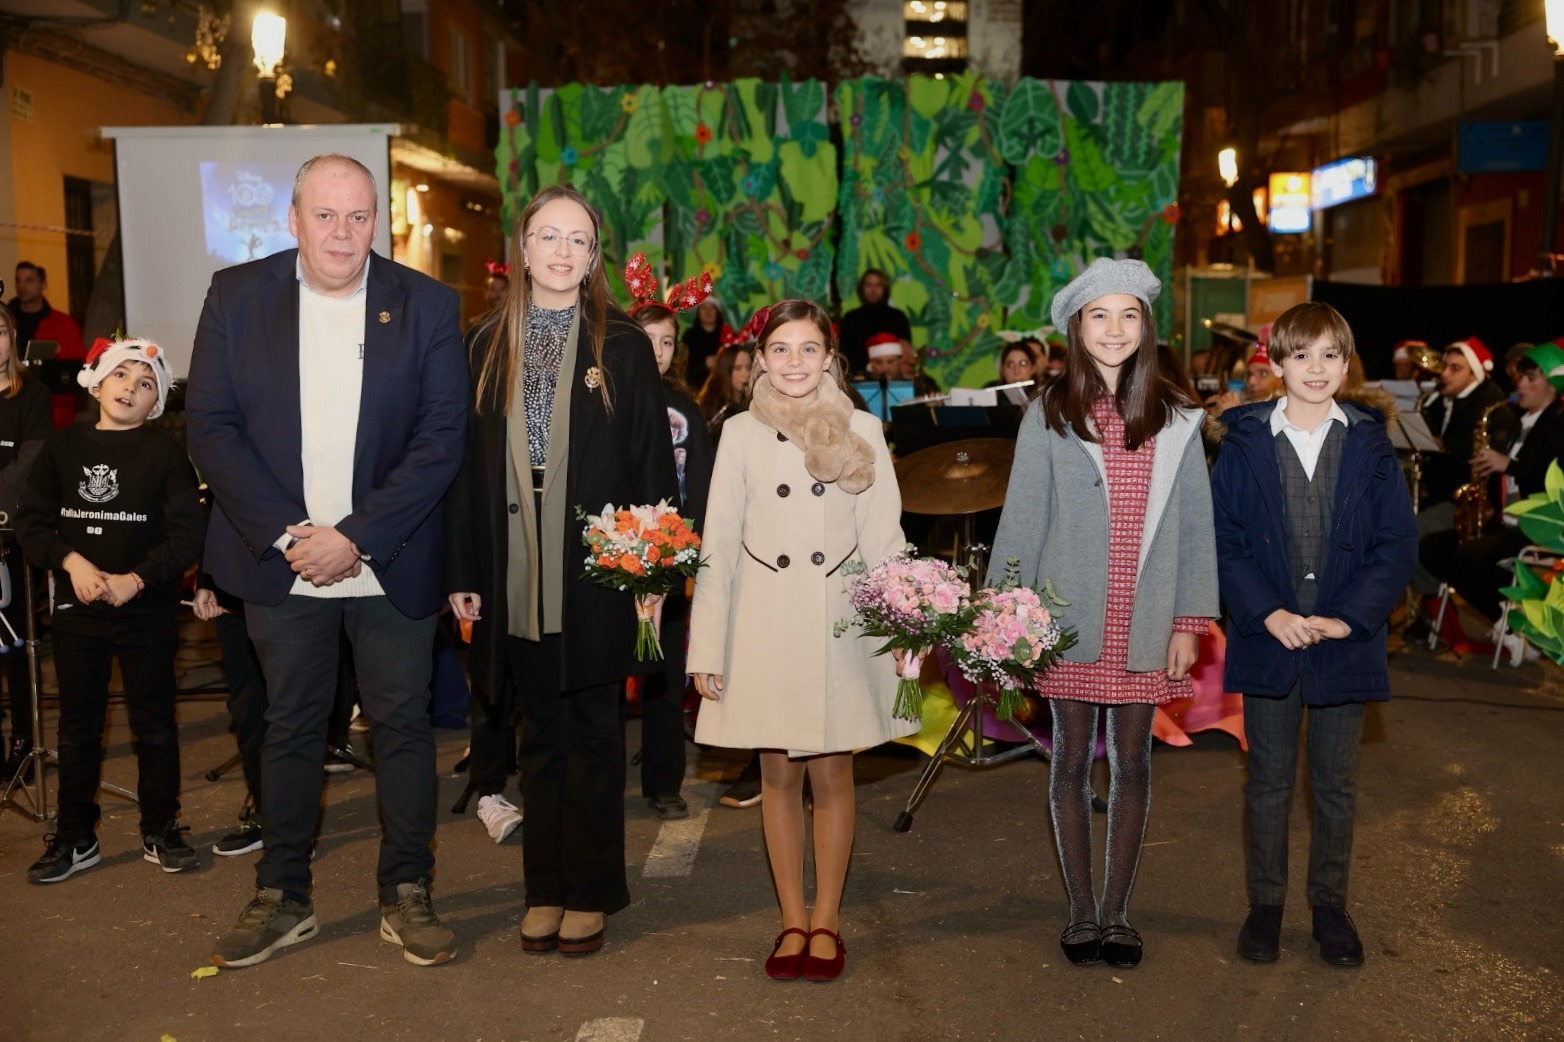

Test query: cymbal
[895,438,1015,515]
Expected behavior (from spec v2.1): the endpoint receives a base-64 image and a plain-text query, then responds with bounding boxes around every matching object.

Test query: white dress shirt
[283,256,383,598]
[1270,396,1349,480]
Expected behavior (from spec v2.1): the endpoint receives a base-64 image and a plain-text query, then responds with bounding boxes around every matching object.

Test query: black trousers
[1243,684,1365,907]
[53,604,181,837]
[1420,524,1530,623]
[467,688,517,798]
[246,595,436,904]
[638,594,687,799]
[1,599,31,743]
[509,633,629,914]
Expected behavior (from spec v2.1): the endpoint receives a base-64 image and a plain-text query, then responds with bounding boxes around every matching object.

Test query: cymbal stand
[892,527,1051,833]
[1,544,48,820]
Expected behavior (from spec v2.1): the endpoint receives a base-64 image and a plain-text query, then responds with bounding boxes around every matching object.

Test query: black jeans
[53,603,181,837]
[638,594,687,799]
[510,633,629,914]
[246,595,436,904]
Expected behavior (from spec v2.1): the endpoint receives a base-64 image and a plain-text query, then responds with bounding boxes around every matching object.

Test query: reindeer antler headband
[624,251,713,315]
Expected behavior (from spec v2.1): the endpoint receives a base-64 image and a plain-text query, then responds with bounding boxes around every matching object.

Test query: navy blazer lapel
[265,251,305,498]
[356,255,405,479]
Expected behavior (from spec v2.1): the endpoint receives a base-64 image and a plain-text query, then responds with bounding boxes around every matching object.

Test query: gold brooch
[584,366,602,390]
[378,311,391,324]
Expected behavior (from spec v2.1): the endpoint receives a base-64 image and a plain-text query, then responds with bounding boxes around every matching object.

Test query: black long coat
[446,308,678,724]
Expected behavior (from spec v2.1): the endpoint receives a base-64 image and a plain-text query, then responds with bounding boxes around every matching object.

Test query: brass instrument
[1452,398,1510,543]
[1409,342,1446,414]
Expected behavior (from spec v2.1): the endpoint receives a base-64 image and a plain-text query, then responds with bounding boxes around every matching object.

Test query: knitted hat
[78,336,173,419]
[1049,258,1161,332]
[866,333,902,360]
[1523,341,1564,391]
[1446,336,1493,384]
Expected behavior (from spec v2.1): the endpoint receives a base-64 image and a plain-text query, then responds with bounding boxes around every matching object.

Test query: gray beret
[1049,257,1162,331]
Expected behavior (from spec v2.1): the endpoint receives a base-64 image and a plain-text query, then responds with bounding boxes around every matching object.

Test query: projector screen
[102,124,396,377]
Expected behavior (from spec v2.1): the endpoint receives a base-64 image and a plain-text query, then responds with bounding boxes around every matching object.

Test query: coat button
[508,503,519,514]
[811,551,825,565]
[777,555,790,568]
[777,484,790,497]
[811,482,825,496]
[777,431,787,442]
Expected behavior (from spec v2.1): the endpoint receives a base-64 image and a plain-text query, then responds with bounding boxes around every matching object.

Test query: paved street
[1,626,1561,1042]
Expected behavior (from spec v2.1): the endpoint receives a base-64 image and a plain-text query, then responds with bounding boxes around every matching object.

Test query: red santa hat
[866,332,903,360]
[1246,343,1270,367]
[1446,336,1493,382]
[77,336,173,419]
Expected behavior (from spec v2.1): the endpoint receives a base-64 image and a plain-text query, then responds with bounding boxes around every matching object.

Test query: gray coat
[988,400,1219,672]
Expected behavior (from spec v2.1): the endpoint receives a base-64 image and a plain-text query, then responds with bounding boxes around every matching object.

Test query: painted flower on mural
[702,260,722,279]
[849,112,863,127]
[1162,202,1181,224]
[695,208,711,226]
[976,313,991,328]
[694,123,713,144]
[967,91,985,112]
[508,159,521,177]
[561,146,579,167]
[897,147,911,162]
[504,110,521,128]
[795,248,810,261]
[741,176,757,195]
[1050,258,1072,280]
[621,93,639,114]
[905,231,922,252]
[703,79,718,90]
[1054,148,1070,166]
[871,187,886,204]
[764,261,784,279]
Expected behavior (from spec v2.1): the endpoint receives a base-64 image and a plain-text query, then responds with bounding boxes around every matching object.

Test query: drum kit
[890,438,1050,833]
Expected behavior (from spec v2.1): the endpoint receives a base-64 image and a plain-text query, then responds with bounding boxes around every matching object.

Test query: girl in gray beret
[989,257,1219,970]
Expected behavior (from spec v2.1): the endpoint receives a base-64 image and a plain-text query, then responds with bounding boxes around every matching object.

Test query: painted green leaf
[1137,81,1184,141]
[624,86,661,169]
[1546,460,1564,498]
[997,80,1063,165]
[779,140,837,222]
[1066,120,1117,192]
[1086,195,1138,251]
[1065,81,1100,123]
[909,75,950,119]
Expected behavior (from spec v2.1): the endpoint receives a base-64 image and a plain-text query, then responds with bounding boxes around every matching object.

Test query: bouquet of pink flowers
[834,550,972,721]
[578,500,704,660]
[950,560,1076,720]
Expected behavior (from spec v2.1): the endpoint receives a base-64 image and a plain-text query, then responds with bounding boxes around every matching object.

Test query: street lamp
[251,11,286,125]
[1218,147,1238,188]
[1539,3,1564,273]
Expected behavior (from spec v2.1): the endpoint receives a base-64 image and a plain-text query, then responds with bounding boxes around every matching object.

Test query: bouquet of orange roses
[578,500,704,660]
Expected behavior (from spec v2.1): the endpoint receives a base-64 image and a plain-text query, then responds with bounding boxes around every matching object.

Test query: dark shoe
[802,928,846,982]
[719,778,762,808]
[520,905,563,953]
[213,887,318,968]
[558,910,605,956]
[1059,921,1101,966]
[380,880,457,966]
[765,927,808,981]
[1100,924,1143,968]
[649,794,689,820]
[212,817,264,857]
[1237,904,1283,962]
[1312,904,1364,967]
[143,821,199,873]
[27,832,100,884]
[323,743,357,774]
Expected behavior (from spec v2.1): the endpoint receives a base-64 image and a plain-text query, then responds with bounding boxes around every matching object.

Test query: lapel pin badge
[378,310,391,324]
[584,365,602,391]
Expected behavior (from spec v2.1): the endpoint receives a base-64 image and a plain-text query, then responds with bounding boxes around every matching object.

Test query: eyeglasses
[526,226,596,256]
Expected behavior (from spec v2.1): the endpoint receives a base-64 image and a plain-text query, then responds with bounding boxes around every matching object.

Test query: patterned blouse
[1039,396,1206,706]
[522,302,576,467]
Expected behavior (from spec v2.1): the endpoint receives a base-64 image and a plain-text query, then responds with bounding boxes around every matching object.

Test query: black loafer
[1237,904,1283,962]
[1059,921,1101,966]
[1100,924,1143,968]
[1312,904,1364,967]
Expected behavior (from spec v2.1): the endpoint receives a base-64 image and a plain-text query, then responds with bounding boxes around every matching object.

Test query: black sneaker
[213,887,319,968]
[143,821,199,873]
[28,832,101,884]
[649,794,689,820]
[212,817,264,857]
[719,778,762,808]
[324,743,357,774]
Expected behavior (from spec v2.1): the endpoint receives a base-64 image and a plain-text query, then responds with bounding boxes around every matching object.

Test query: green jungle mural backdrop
[497,75,1182,391]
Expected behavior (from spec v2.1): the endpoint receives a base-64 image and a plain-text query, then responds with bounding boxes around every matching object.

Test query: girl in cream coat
[689,299,915,982]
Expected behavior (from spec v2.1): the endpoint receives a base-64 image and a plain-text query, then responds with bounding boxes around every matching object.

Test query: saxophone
[1452,398,1510,543]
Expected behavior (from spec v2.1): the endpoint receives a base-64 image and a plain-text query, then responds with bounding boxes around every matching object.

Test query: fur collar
[749,373,876,493]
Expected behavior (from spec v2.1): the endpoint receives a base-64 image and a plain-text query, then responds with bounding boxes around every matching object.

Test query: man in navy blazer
[186,154,469,969]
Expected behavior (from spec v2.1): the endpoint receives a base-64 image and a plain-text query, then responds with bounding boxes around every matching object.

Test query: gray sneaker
[379,880,456,966]
[212,887,319,968]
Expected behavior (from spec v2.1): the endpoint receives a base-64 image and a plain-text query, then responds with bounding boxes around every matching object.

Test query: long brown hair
[1040,300,1191,451]
[474,184,612,415]
[0,304,22,399]
[631,302,692,396]
[697,343,752,419]
[751,298,851,395]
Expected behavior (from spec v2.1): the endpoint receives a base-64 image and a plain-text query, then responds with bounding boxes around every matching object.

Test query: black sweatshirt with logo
[15,422,203,611]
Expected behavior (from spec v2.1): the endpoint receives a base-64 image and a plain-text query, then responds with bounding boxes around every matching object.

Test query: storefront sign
[1268,172,1311,233]
[1458,120,1549,173]
[1311,156,1377,210]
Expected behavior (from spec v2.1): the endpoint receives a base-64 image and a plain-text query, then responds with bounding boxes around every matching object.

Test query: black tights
[1049,700,1156,929]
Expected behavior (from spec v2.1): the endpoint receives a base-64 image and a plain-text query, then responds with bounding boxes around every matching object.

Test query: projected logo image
[201,161,296,266]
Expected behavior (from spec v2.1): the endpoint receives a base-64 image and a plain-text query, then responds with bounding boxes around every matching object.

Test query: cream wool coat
[687,409,917,757]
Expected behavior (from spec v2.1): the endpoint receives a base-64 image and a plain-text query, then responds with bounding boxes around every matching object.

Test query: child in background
[688,298,915,983]
[696,341,755,437]
[628,263,715,820]
[1211,302,1417,967]
[989,259,1218,970]
[17,337,203,882]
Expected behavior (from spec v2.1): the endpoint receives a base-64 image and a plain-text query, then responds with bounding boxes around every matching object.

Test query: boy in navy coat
[1211,302,1418,968]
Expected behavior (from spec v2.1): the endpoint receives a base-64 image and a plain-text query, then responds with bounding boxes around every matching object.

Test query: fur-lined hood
[1203,385,1399,444]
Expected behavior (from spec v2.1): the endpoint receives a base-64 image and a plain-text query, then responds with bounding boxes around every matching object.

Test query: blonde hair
[0,304,22,399]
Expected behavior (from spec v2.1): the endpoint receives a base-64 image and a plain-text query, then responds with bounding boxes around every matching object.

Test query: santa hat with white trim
[1445,336,1493,384]
[77,336,173,419]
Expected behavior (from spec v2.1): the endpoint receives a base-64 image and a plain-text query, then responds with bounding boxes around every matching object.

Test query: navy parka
[1211,399,1418,705]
